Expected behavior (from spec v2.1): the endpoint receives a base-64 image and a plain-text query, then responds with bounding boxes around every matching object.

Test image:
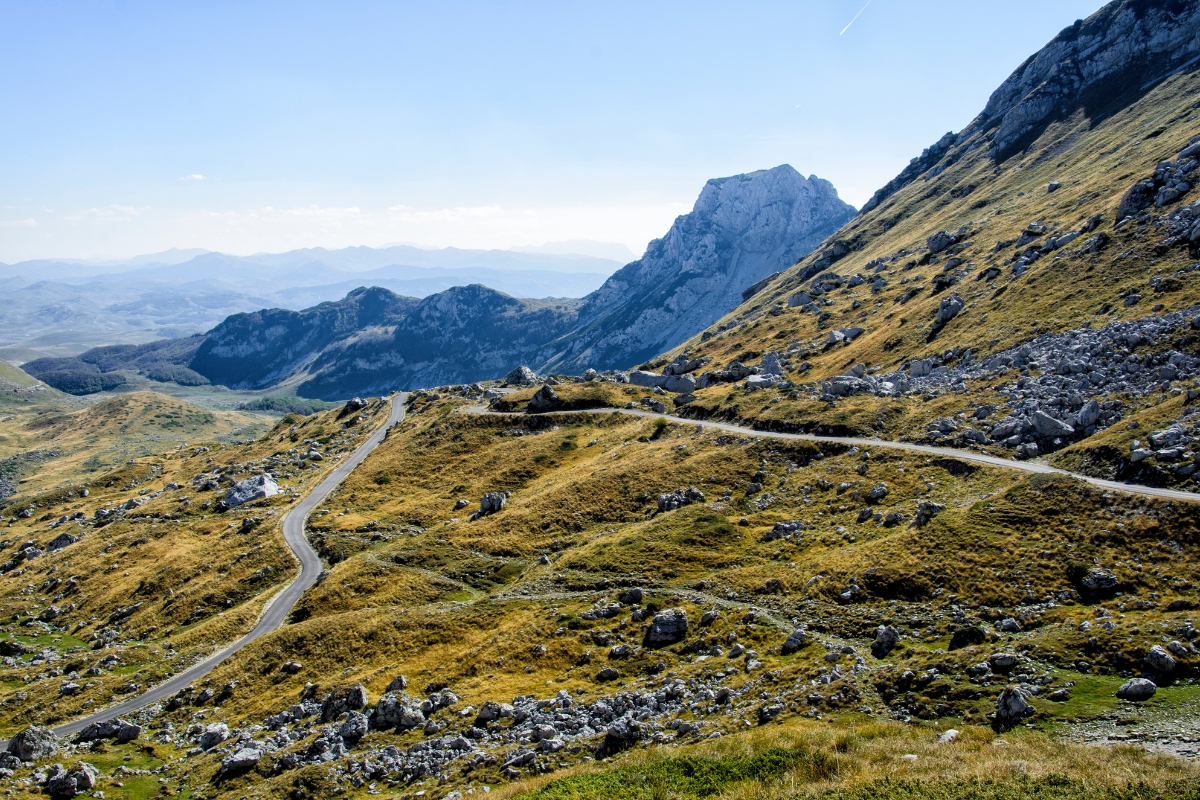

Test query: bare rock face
[541,165,855,372]
[980,1,1200,160]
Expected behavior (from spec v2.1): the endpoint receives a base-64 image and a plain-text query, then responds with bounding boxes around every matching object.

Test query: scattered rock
[199,723,230,750]
[223,474,280,508]
[46,533,78,553]
[42,761,98,798]
[656,487,704,512]
[933,293,965,328]
[479,492,507,515]
[506,366,538,386]
[320,684,369,723]
[1116,678,1157,702]
[871,625,900,658]
[527,384,562,413]
[7,726,58,762]
[1144,645,1176,675]
[781,628,809,654]
[619,587,644,605]
[645,608,689,647]
[993,687,1033,731]
[217,745,263,779]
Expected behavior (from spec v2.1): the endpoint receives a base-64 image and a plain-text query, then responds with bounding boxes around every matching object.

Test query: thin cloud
[180,174,206,181]
[0,218,37,228]
[840,0,873,35]
[64,205,147,224]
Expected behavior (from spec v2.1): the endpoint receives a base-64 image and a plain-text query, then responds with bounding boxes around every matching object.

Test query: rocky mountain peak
[978,0,1200,159]
[541,164,855,372]
[862,0,1200,214]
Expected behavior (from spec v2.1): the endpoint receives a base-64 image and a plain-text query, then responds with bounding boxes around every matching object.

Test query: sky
[0,0,1105,263]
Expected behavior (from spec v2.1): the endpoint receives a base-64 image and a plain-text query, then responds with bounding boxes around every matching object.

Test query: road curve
[470,403,1200,504]
[23,393,407,741]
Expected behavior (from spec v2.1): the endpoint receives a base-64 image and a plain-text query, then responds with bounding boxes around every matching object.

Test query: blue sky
[0,0,1103,262]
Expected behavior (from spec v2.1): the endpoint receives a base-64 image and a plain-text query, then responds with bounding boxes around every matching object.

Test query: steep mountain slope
[540,165,855,372]
[596,0,1200,476]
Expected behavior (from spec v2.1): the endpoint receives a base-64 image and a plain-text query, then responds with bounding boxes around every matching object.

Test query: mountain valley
[5,2,1200,799]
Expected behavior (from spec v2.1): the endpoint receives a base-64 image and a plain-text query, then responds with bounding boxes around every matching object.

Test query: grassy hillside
[492,63,1200,500]
[0,394,1183,798]
[0,392,273,500]
[0,359,39,389]
[0,398,391,741]
[652,66,1200,405]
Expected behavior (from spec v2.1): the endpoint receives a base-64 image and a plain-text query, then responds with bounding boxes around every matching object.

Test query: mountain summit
[541,165,854,371]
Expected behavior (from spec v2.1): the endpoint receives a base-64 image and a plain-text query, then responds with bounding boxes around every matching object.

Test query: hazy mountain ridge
[28,165,855,398]
[0,245,623,362]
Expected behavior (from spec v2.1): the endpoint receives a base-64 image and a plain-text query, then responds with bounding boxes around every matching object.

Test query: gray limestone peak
[540,165,855,372]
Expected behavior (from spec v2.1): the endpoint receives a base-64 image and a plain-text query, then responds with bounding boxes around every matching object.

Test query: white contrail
[840,0,873,35]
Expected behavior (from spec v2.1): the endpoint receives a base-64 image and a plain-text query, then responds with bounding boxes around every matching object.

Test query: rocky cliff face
[539,165,855,372]
[862,0,1200,213]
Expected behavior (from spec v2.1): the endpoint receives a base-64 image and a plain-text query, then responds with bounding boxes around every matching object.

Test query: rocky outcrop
[7,726,59,762]
[861,0,1200,212]
[978,0,1200,160]
[42,761,99,798]
[223,474,280,509]
[540,165,855,372]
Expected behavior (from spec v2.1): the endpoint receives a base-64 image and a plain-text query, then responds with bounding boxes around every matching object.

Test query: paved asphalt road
[471,403,1200,503]
[6,393,406,743]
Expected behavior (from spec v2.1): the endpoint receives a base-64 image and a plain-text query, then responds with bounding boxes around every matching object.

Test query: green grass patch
[809,776,1200,800]
[518,747,833,799]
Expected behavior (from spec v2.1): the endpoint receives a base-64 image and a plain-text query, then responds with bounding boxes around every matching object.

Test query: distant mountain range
[0,245,628,361]
[19,165,855,399]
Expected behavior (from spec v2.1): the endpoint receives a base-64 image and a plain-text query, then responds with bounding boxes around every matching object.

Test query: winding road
[474,403,1200,503]
[11,390,1198,744]
[19,393,406,742]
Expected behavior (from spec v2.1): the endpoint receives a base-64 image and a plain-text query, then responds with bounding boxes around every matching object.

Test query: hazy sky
[0,0,1103,263]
